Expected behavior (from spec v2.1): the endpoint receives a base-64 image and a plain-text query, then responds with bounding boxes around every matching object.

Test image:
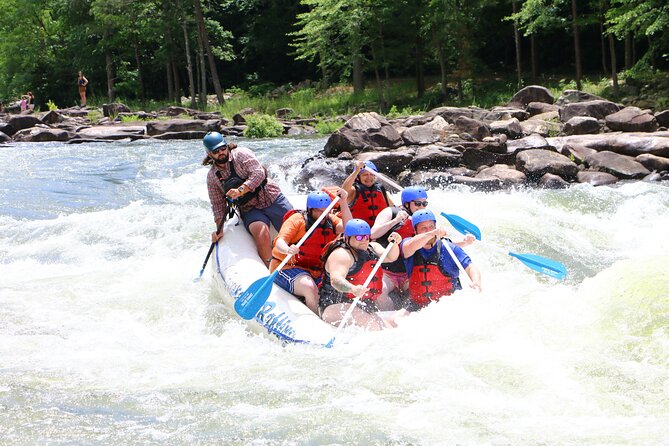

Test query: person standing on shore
[77,71,88,107]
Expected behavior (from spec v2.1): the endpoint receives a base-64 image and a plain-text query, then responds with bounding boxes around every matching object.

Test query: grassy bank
[82,70,669,125]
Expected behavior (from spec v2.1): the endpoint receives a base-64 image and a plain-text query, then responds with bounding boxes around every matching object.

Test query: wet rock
[0,131,11,143]
[655,110,669,128]
[404,170,454,188]
[508,85,555,107]
[450,175,505,191]
[585,151,651,179]
[526,102,560,116]
[357,147,416,175]
[635,153,669,172]
[643,172,663,182]
[605,106,659,132]
[409,145,462,170]
[538,173,570,188]
[476,164,526,187]
[489,117,523,139]
[560,100,620,122]
[576,170,619,186]
[323,112,403,157]
[145,119,220,136]
[461,148,497,170]
[0,122,15,136]
[556,90,606,106]
[507,134,555,154]
[516,149,579,181]
[13,127,75,142]
[152,131,206,140]
[548,132,669,157]
[295,157,348,191]
[7,115,42,134]
[563,116,601,135]
[454,116,490,141]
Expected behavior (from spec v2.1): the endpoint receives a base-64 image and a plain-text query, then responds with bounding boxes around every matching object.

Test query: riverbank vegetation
[0,0,667,115]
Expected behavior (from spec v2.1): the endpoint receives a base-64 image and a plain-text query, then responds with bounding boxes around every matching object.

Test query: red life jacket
[378,206,415,273]
[349,182,389,226]
[279,210,336,272]
[344,246,384,301]
[408,242,458,308]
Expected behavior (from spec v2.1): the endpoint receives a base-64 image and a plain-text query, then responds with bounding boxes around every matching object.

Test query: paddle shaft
[330,241,395,342]
[274,195,341,273]
[198,217,226,278]
[368,169,403,192]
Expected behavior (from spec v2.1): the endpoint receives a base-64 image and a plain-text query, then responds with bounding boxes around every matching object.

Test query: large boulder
[519,119,561,137]
[559,100,620,122]
[323,112,403,157]
[507,134,555,154]
[576,171,619,186]
[508,85,555,107]
[556,90,606,106]
[13,127,75,142]
[563,116,601,135]
[605,106,659,132]
[560,143,597,165]
[357,148,416,176]
[102,102,131,117]
[547,132,669,157]
[0,131,11,143]
[41,110,65,125]
[7,115,42,134]
[515,149,579,181]
[408,145,462,170]
[538,173,570,189]
[454,116,490,141]
[145,119,220,136]
[585,151,651,179]
[655,110,669,128]
[635,153,669,172]
[489,118,523,139]
[527,102,560,116]
[461,148,498,170]
[401,124,440,145]
[484,107,529,122]
[0,122,15,136]
[476,164,527,187]
[422,106,487,123]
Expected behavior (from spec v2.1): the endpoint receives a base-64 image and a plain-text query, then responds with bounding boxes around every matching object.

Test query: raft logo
[256,302,296,339]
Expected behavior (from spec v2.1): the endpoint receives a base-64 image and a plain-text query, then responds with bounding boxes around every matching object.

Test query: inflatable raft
[211,204,346,346]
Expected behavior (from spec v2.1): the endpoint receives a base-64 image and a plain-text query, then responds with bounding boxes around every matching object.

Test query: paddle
[325,240,396,348]
[196,217,226,281]
[440,211,567,280]
[234,196,341,320]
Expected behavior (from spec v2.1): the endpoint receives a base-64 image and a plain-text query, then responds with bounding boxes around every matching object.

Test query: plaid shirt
[207,146,282,220]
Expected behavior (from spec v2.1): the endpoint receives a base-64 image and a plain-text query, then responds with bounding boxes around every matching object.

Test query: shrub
[243,114,284,138]
[120,114,141,123]
[315,119,344,135]
[46,99,58,111]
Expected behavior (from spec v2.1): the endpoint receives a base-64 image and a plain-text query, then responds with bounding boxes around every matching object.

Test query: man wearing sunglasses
[401,209,481,312]
[319,219,405,329]
[203,131,293,267]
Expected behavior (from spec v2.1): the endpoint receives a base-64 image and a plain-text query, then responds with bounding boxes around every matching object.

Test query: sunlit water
[1,137,668,445]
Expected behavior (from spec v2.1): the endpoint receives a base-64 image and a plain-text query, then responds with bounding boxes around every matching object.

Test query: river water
[1,137,668,445]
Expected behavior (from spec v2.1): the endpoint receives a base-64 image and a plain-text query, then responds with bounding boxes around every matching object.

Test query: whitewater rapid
[1,137,667,445]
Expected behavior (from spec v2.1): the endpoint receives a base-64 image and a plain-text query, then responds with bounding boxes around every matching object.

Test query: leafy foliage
[243,114,285,138]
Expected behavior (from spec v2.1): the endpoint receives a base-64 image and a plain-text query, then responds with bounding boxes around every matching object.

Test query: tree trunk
[192,0,225,104]
[512,0,522,88]
[352,53,364,94]
[438,44,448,100]
[103,29,115,103]
[370,44,386,111]
[134,41,145,101]
[531,34,537,81]
[166,63,174,102]
[195,19,207,108]
[625,33,632,70]
[571,0,583,90]
[415,34,425,98]
[608,33,618,95]
[600,20,609,75]
[182,21,197,108]
[172,58,181,104]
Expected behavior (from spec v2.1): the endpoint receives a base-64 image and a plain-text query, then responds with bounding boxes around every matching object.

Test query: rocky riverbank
[2,85,668,190]
[298,86,669,190]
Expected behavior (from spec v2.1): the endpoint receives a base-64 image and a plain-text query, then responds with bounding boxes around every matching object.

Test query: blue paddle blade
[441,212,482,241]
[234,272,278,320]
[508,252,567,280]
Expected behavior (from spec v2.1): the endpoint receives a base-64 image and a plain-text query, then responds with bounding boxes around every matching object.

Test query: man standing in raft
[203,131,293,267]
[401,209,481,311]
[270,188,352,314]
[342,160,393,226]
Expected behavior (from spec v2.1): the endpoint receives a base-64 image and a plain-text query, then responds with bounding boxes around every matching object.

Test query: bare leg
[321,303,386,331]
[292,275,320,314]
[248,220,272,267]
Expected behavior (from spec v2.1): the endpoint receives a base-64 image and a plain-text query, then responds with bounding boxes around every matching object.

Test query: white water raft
[211,207,344,346]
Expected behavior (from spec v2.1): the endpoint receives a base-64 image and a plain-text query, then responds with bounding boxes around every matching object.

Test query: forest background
[0,0,667,116]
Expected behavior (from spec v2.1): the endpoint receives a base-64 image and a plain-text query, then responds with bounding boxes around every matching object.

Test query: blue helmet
[344,218,371,236]
[361,160,378,173]
[411,209,436,229]
[203,131,227,152]
[306,191,332,209]
[401,186,428,205]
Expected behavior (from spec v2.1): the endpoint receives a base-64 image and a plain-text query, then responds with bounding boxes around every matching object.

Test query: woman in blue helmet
[401,209,481,311]
[319,218,406,329]
[269,188,352,314]
[341,160,393,226]
[202,131,293,267]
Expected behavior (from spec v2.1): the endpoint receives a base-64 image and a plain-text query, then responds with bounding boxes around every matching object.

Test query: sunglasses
[209,145,229,155]
[412,200,428,207]
[353,234,370,241]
